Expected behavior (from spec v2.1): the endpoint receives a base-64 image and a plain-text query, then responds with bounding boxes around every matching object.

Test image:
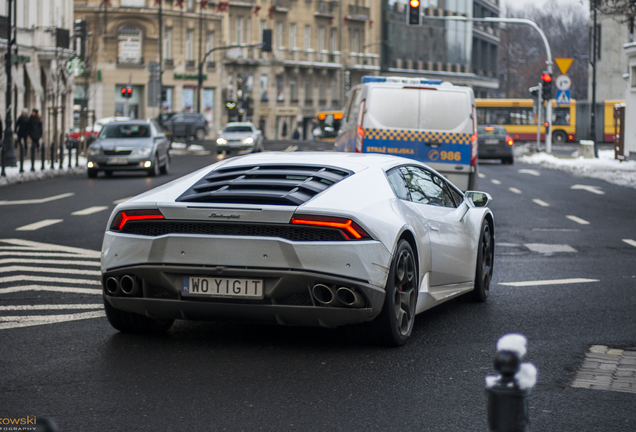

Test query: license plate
[107,157,128,165]
[183,276,264,299]
[485,139,499,145]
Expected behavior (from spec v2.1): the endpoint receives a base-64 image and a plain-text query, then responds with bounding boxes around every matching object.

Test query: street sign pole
[537,83,542,152]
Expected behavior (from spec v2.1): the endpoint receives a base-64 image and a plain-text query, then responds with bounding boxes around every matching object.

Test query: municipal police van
[335,76,479,191]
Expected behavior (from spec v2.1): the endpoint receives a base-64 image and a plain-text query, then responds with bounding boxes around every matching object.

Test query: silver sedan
[216,122,264,155]
[86,120,170,178]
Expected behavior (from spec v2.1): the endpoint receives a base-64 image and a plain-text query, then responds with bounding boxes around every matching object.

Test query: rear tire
[470,219,494,302]
[553,130,567,143]
[350,240,417,347]
[103,297,173,334]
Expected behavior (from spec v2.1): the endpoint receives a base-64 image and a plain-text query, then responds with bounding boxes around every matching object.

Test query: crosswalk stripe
[72,206,109,216]
[16,219,64,231]
[0,238,101,258]
[0,258,100,266]
[0,304,103,311]
[0,310,106,330]
[0,285,102,295]
[0,251,97,259]
[0,266,101,276]
[623,239,636,248]
[0,275,100,286]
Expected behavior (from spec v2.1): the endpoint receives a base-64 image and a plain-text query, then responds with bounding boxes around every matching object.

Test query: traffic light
[121,86,133,98]
[407,0,421,26]
[261,29,272,52]
[529,85,539,99]
[541,73,552,101]
[74,19,87,60]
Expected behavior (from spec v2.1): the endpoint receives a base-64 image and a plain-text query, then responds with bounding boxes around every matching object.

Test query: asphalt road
[1,143,635,431]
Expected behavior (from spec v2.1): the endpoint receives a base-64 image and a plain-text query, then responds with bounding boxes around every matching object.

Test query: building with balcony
[0,0,75,146]
[381,0,499,97]
[74,0,381,140]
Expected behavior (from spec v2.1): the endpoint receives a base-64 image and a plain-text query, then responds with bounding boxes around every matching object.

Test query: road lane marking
[566,215,590,225]
[525,244,577,253]
[571,185,605,195]
[499,278,599,287]
[491,179,502,185]
[72,206,109,216]
[0,239,101,258]
[0,275,100,286]
[0,304,103,311]
[15,219,64,231]
[0,192,75,206]
[284,145,298,152]
[478,173,486,178]
[0,258,99,266]
[623,239,636,248]
[0,285,102,295]
[533,199,550,207]
[0,266,100,276]
[497,243,522,247]
[519,169,541,176]
[0,310,105,330]
[509,187,522,194]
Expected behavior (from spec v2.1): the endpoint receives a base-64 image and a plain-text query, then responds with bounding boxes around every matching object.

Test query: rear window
[365,87,471,131]
[478,126,507,135]
[100,124,151,139]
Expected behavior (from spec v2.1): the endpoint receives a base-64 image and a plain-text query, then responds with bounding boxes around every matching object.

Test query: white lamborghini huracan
[101,152,494,346]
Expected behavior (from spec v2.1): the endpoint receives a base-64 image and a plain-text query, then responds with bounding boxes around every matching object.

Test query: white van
[335,76,479,191]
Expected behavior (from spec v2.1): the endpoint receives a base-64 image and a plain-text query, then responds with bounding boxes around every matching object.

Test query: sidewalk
[0,156,86,187]
[515,145,636,190]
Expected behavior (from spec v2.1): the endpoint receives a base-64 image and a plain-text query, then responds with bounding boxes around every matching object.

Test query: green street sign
[11,54,30,64]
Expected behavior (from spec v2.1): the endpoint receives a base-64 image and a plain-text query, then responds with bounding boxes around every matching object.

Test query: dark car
[159,112,209,141]
[477,125,514,165]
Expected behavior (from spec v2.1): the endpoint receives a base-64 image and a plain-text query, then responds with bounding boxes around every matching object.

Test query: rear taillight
[506,136,514,146]
[354,100,366,153]
[110,209,164,231]
[291,215,371,240]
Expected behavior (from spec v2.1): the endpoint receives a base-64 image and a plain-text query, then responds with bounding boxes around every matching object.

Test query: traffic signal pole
[423,16,555,152]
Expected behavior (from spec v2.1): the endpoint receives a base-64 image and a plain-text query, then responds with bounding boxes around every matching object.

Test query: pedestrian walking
[29,109,42,150]
[16,109,31,150]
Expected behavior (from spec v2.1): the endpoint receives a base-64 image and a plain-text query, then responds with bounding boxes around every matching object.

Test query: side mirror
[465,191,492,208]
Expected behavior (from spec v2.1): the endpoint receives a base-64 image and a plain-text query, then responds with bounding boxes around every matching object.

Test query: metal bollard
[59,140,64,169]
[485,334,537,432]
[31,141,36,172]
[1,145,4,177]
[68,142,72,168]
[19,142,24,173]
[41,144,46,171]
[50,142,55,169]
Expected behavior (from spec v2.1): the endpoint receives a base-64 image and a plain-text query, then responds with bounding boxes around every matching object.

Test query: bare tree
[497,2,589,101]
[598,0,636,23]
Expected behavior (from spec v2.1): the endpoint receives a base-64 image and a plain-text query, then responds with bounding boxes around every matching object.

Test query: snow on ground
[517,149,636,190]
[0,157,87,187]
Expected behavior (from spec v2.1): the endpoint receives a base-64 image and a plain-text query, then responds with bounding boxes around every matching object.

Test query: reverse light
[291,215,371,240]
[506,136,514,146]
[111,209,164,231]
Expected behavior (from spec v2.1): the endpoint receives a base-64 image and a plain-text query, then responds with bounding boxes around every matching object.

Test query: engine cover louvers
[177,164,353,205]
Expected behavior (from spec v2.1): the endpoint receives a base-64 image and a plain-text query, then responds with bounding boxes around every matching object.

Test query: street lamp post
[591,0,599,157]
[3,0,17,168]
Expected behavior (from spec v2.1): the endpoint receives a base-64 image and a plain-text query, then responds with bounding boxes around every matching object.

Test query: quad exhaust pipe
[105,275,140,296]
[312,284,365,308]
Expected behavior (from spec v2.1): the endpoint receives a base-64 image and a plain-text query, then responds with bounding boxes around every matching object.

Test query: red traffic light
[126,87,132,95]
[120,87,127,95]
[541,73,552,83]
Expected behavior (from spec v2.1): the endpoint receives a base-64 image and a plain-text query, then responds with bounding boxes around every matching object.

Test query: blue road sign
[556,89,571,106]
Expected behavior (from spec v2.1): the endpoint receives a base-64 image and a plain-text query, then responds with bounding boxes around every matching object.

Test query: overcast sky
[502,0,589,14]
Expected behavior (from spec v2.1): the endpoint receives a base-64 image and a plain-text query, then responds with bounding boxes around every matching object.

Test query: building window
[304,78,312,103]
[318,26,325,52]
[187,0,194,11]
[164,27,172,62]
[290,79,297,102]
[351,29,360,54]
[206,31,214,56]
[304,25,311,51]
[276,22,284,50]
[631,66,636,88]
[330,28,337,52]
[186,29,194,62]
[277,75,284,102]
[118,25,143,65]
[236,16,243,45]
[182,86,195,112]
[261,74,269,101]
[121,0,144,6]
[161,87,173,112]
[289,23,296,50]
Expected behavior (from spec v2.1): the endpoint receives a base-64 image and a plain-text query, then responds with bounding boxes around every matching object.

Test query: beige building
[74,0,380,140]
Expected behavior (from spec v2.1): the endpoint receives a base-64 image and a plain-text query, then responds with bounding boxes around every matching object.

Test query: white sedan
[101,152,494,346]
[216,122,264,155]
